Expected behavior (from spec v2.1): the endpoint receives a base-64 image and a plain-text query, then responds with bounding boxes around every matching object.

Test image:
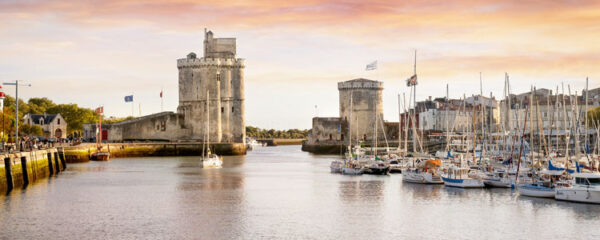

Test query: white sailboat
[202,91,223,168]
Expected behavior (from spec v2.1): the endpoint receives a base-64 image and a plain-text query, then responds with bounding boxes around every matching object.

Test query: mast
[515,103,530,184]
[445,84,450,152]
[398,94,402,152]
[349,91,353,151]
[479,73,485,162]
[403,93,408,154]
[585,77,589,156]
[374,95,378,156]
[529,86,534,164]
[562,83,569,163]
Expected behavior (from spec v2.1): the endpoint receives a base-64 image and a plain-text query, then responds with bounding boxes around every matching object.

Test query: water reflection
[338,179,386,203]
[401,182,443,200]
[1,146,599,239]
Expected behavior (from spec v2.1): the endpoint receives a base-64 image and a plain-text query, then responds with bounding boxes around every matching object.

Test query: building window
[221,107,224,113]
[216,73,221,82]
[161,121,166,131]
[329,134,332,140]
[232,107,234,113]
[341,134,344,141]
[58,118,60,124]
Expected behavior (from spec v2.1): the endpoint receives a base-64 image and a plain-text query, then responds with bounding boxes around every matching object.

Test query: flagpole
[161,87,164,112]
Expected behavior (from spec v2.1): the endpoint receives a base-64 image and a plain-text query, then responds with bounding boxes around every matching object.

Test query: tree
[30,125,43,136]
[28,97,56,114]
[588,106,600,128]
[47,104,98,135]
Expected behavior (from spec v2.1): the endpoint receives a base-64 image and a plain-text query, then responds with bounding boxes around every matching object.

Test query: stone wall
[0,148,64,192]
[63,142,246,161]
[306,117,344,145]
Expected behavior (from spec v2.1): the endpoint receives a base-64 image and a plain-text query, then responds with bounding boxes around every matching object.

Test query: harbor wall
[257,139,305,146]
[64,142,246,162]
[0,148,64,192]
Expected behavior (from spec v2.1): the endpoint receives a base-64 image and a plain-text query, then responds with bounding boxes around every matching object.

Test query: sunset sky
[0,0,598,129]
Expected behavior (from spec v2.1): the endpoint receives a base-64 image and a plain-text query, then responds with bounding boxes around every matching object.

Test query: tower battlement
[337,78,383,90]
[177,57,245,69]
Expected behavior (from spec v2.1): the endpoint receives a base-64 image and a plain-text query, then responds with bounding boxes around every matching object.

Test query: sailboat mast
[398,94,402,152]
[445,84,450,152]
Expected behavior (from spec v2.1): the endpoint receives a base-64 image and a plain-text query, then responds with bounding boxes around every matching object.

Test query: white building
[23,113,67,139]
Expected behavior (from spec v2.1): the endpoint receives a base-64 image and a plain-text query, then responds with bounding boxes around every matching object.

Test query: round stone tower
[338,78,384,144]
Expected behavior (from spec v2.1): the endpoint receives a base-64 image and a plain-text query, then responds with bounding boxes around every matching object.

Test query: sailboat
[90,106,110,161]
[202,91,223,168]
[340,92,364,175]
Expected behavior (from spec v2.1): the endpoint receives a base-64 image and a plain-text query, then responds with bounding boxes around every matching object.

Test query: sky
[0,0,599,130]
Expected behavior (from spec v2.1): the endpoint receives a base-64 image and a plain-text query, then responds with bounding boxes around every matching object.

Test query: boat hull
[519,185,555,198]
[342,167,363,175]
[90,152,110,161]
[402,172,443,184]
[442,177,484,188]
[483,179,512,188]
[364,166,390,175]
[555,188,600,204]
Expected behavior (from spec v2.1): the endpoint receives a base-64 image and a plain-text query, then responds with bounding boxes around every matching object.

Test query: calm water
[1,146,599,239]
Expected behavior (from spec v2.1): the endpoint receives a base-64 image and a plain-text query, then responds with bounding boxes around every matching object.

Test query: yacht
[442,166,484,188]
[402,159,443,184]
[483,168,512,188]
[555,172,600,204]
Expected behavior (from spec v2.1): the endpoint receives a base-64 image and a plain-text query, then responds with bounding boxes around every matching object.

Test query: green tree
[20,124,31,135]
[47,104,98,135]
[28,97,56,114]
[30,125,43,136]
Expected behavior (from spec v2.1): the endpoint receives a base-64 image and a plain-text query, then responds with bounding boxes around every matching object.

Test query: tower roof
[338,78,383,90]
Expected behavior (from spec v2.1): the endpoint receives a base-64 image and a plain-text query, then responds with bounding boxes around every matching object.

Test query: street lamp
[0,86,5,151]
[3,80,32,152]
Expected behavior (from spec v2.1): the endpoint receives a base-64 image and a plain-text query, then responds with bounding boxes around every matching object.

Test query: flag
[124,95,133,102]
[95,106,103,114]
[406,74,418,86]
[160,91,163,98]
[366,61,377,71]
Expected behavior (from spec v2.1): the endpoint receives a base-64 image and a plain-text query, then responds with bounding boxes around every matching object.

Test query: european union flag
[124,95,133,102]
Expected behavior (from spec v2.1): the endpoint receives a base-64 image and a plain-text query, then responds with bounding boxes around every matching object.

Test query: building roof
[344,78,378,83]
[27,114,58,124]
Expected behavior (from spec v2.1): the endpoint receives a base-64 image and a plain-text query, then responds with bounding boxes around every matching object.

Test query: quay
[63,142,247,162]
[0,148,65,192]
[257,138,304,146]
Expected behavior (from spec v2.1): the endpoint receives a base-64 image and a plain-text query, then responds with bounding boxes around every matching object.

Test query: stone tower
[177,29,245,143]
[338,78,384,144]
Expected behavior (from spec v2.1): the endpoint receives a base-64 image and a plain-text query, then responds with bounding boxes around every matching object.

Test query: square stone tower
[177,29,245,143]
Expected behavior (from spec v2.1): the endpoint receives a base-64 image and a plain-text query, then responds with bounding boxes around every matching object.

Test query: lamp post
[0,86,5,151]
[3,80,32,152]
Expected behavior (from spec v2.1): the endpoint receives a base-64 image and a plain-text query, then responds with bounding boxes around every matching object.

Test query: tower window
[221,107,224,113]
[217,73,221,82]
[58,118,61,124]
[232,107,234,113]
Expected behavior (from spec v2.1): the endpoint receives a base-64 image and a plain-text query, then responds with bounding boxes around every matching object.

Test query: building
[23,113,67,139]
[85,30,246,144]
[415,95,498,133]
[305,78,388,148]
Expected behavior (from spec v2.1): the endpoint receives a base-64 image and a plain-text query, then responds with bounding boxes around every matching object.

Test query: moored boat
[555,172,600,204]
[402,159,443,184]
[442,167,484,188]
[519,182,555,198]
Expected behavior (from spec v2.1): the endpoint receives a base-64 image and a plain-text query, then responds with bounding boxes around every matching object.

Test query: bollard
[47,153,54,175]
[54,152,60,173]
[20,156,29,186]
[4,157,13,192]
[59,151,67,171]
